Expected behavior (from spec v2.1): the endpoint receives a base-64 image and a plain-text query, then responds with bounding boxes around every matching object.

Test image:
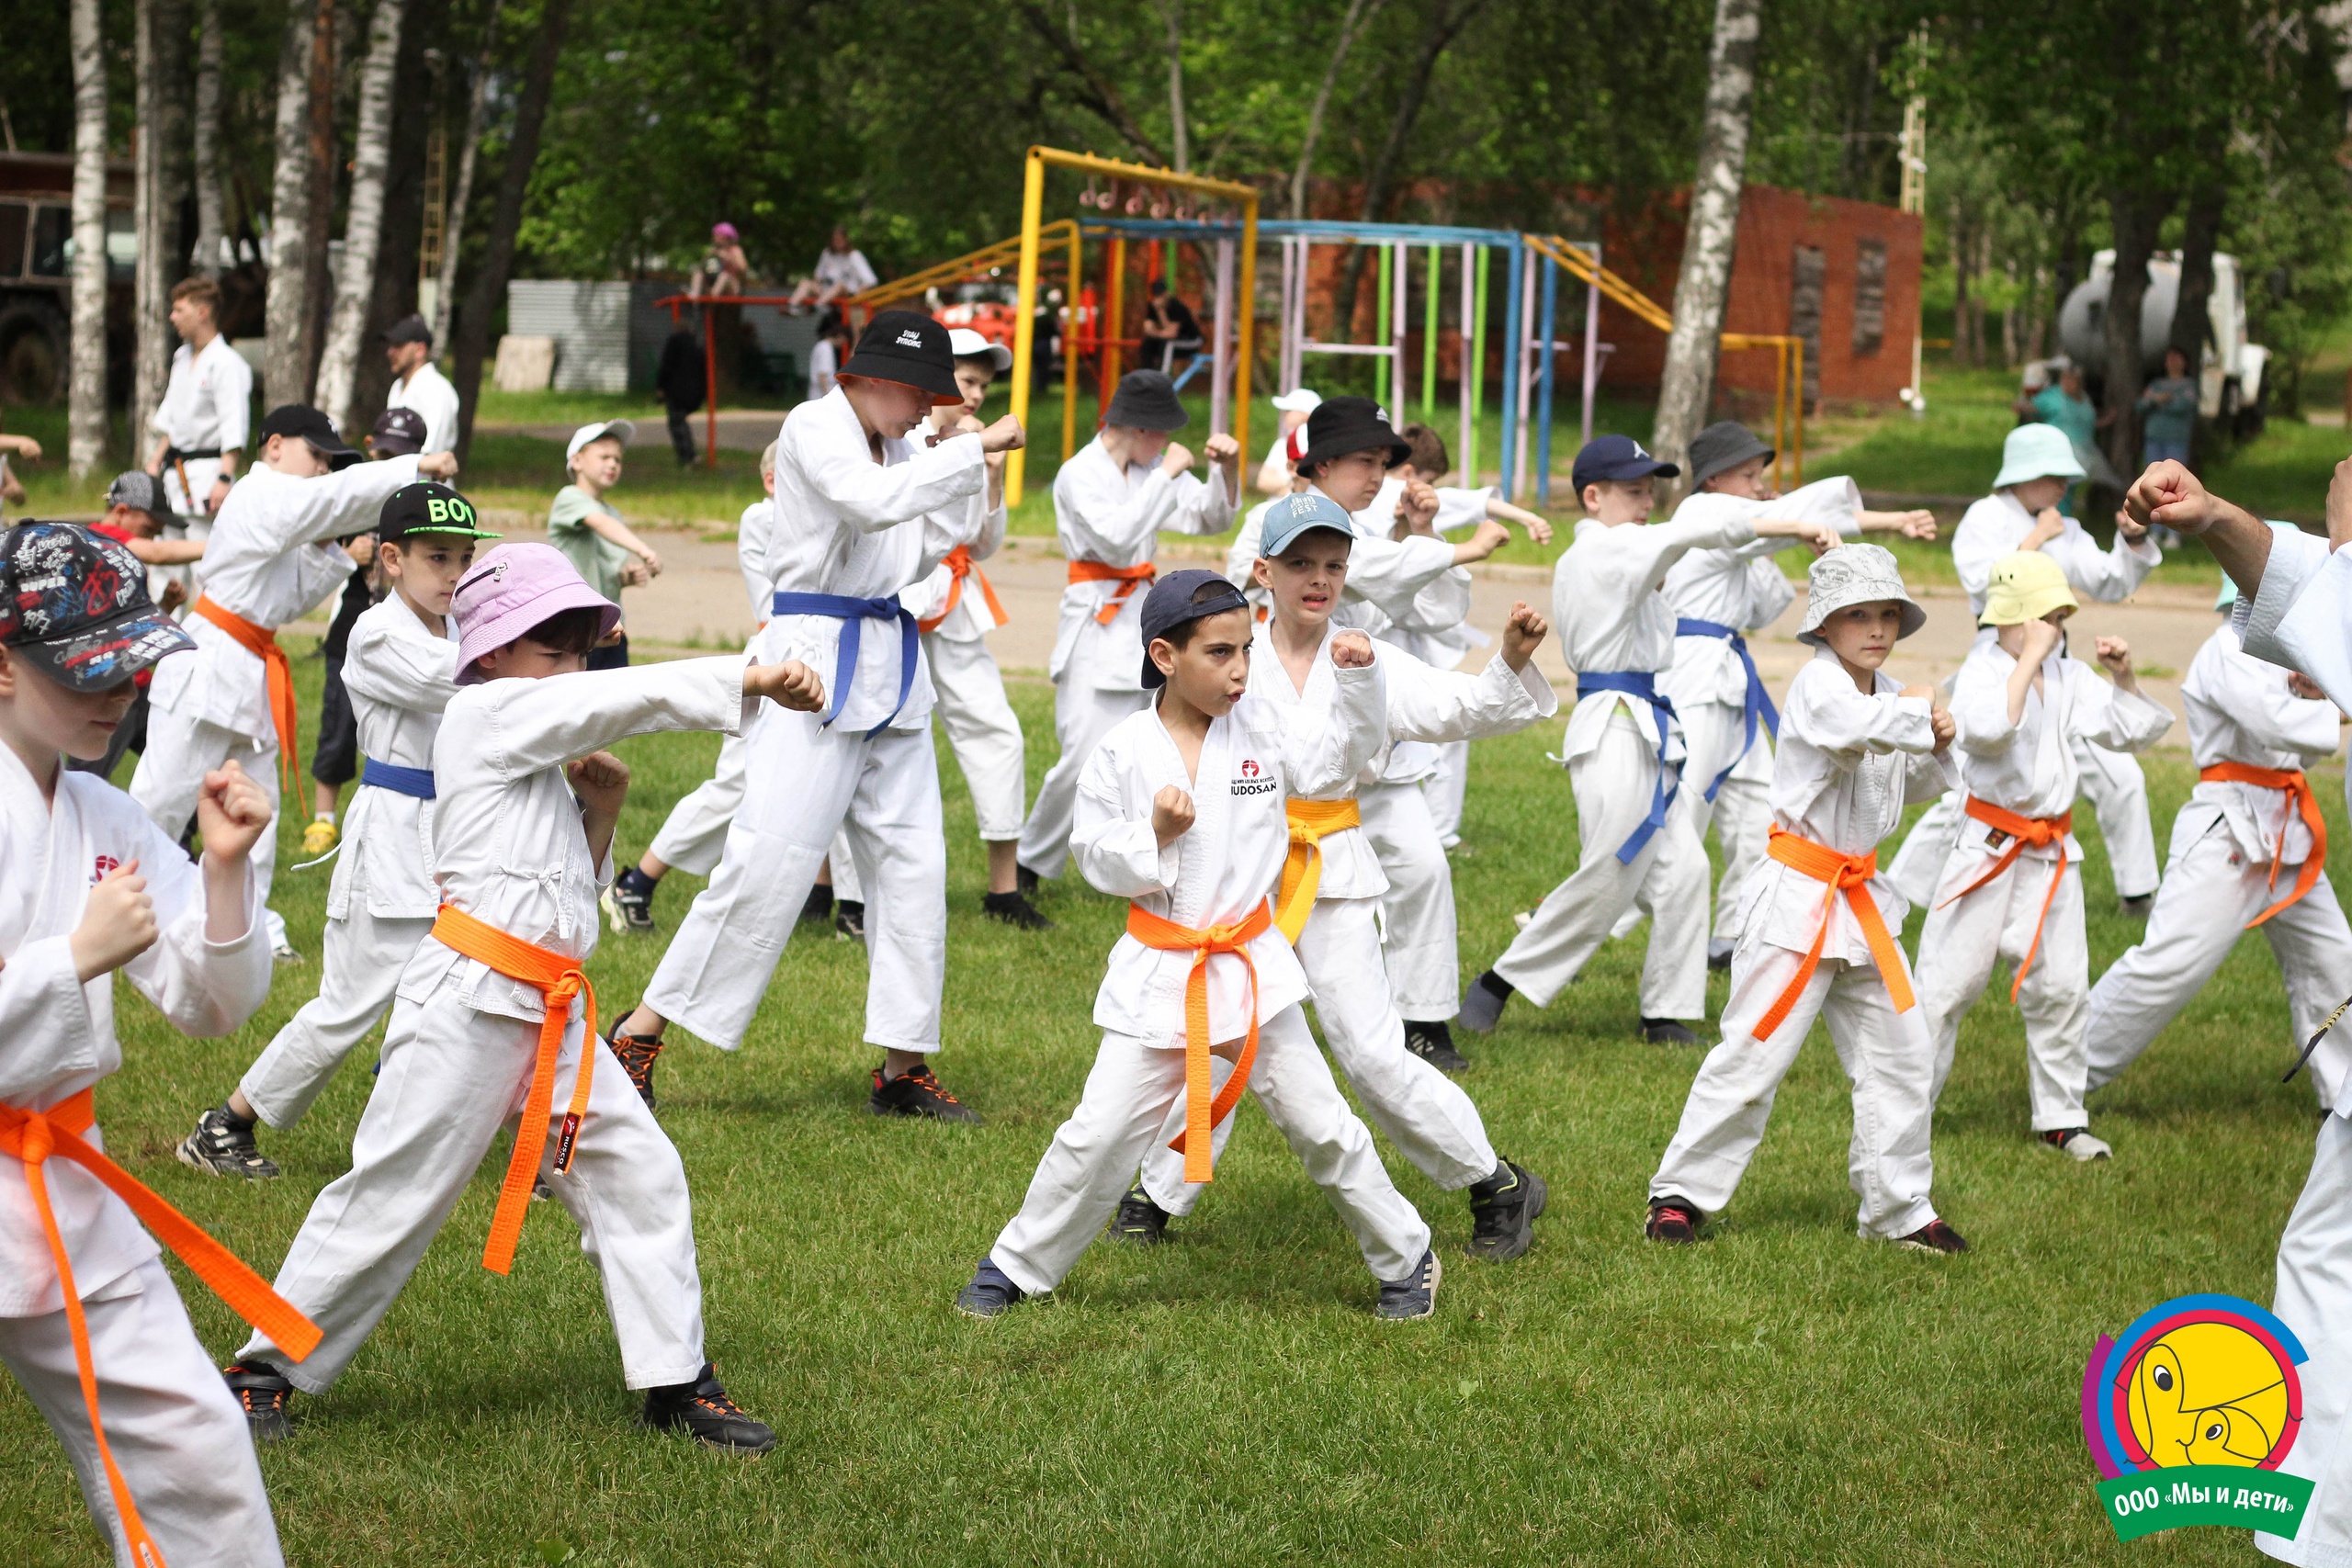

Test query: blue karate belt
[1575,671,1680,864]
[1676,617,1781,804]
[360,758,436,799]
[771,591,918,739]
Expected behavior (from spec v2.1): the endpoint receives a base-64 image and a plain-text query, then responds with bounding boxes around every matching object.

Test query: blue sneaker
[1374,1248,1442,1320]
[956,1258,1027,1318]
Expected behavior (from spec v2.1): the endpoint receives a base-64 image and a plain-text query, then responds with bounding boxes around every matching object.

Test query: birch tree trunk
[134,0,163,443]
[1651,0,1763,493]
[68,0,110,477]
[1288,0,1385,220]
[316,0,410,433]
[133,0,194,449]
[1157,0,1188,171]
[430,0,503,353]
[265,0,322,407]
[193,0,226,276]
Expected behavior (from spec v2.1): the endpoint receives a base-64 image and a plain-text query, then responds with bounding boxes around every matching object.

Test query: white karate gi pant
[1015,682,1149,879]
[2261,1114,2352,1564]
[128,709,288,951]
[239,981,706,1393]
[1649,939,1939,1240]
[2,1258,282,1568]
[925,632,1027,841]
[989,1005,1431,1293]
[238,904,433,1128]
[644,712,944,1053]
[1490,712,1710,1020]
[647,729,749,877]
[1669,696,1775,952]
[1887,741,2158,908]
[1361,780,1460,1024]
[1136,897,1498,1213]
[1916,847,2094,1132]
[1426,739,1469,848]
[2085,824,2352,1109]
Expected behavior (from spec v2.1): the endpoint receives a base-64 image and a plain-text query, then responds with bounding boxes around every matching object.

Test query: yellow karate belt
[1274,797,1360,942]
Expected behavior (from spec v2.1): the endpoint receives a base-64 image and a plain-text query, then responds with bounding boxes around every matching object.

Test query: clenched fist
[1329,631,1375,669]
[74,862,157,982]
[566,750,631,818]
[1151,784,1195,849]
[748,659,827,713]
[196,760,273,865]
[1501,602,1549,672]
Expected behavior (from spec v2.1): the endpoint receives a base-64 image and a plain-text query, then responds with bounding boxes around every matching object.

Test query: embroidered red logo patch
[1240,759,1261,777]
[92,853,121,882]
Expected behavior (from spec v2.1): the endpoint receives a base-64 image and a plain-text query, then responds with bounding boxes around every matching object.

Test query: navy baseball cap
[371,406,428,456]
[1136,568,1250,688]
[1259,491,1359,558]
[1571,434,1677,492]
[259,403,365,469]
[0,523,194,691]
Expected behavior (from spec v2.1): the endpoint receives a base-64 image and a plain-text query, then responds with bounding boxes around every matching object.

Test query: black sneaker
[642,1363,776,1454]
[1016,863,1041,897]
[956,1258,1026,1318]
[1465,1159,1547,1261]
[1456,970,1514,1034]
[1707,940,1736,972]
[1374,1248,1442,1320]
[605,1018,665,1110]
[602,871,656,934]
[868,1064,981,1123]
[177,1105,279,1179]
[835,899,866,941]
[982,889,1054,931]
[1896,1218,1969,1255]
[798,883,834,923]
[1641,1017,1701,1046]
[2119,893,2154,919]
[1645,1197,1702,1244]
[1404,1020,1469,1072]
[224,1359,294,1442]
[1110,1182,1170,1245]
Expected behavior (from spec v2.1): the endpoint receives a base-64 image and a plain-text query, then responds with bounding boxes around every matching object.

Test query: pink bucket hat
[451,542,619,683]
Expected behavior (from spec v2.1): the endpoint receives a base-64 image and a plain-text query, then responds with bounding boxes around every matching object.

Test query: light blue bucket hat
[1993,423,2087,490]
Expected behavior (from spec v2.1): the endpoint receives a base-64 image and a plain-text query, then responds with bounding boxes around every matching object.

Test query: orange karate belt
[1,1089,320,1568]
[1938,796,2074,1003]
[428,904,596,1275]
[192,594,300,794]
[1751,829,1916,1042]
[2201,762,2328,928]
[1070,559,1156,626]
[1274,798,1360,942]
[1125,898,1272,1184]
[917,545,1009,635]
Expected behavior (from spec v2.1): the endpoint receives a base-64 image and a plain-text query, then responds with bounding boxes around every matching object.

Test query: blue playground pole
[1498,239,1523,502]
[1536,249,1559,505]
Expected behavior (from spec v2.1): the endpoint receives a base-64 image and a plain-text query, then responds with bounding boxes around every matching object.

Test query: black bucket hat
[1293,396,1408,473]
[0,523,195,691]
[1686,420,1775,491]
[1103,369,1190,432]
[842,309,962,404]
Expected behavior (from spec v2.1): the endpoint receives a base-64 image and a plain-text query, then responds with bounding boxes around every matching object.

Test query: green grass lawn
[0,641,2320,1564]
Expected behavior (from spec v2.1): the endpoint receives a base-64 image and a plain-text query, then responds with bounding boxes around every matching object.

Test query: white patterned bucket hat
[1798,543,1926,646]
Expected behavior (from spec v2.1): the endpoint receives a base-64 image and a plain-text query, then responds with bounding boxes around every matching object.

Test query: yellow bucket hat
[1981,550,2078,626]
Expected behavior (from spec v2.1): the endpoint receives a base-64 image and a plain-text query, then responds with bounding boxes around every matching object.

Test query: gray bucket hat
[1686,421,1775,491]
[1798,543,1925,646]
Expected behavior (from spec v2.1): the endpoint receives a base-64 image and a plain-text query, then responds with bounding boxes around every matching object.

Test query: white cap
[1271,387,1321,413]
[566,420,636,468]
[945,327,1012,373]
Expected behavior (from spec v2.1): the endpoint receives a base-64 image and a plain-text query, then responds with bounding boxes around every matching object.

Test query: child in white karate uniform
[180,484,497,1178]
[960,570,1442,1321]
[222,542,826,1452]
[2084,562,2352,1109]
[1459,435,1838,1043]
[1646,544,1966,1253]
[1114,494,1556,1258]
[0,522,301,1568]
[130,402,452,960]
[1913,550,2173,1163]
[1015,368,1238,887]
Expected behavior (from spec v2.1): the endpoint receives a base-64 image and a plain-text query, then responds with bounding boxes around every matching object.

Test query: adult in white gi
[1886,423,2165,911]
[0,522,285,1567]
[381,314,460,456]
[1647,545,1966,1252]
[1458,435,1839,1042]
[227,542,820,1453]
[1119,497,1555,1258]
[179,485,495,1179]
[130,404,447,960]
[1014,369,1238,886]
[146,277,252,523]
[616,313,1022,1119]
[1914,550,2173,1162]
[2086,576,2352,1111]
[959,569,1443,1321]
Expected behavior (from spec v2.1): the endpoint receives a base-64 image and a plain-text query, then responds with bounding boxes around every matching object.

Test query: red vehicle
[0,152,135,403]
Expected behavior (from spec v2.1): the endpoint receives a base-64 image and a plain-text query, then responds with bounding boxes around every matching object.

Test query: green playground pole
[1469,247,1488,483]
[1422,244,1440,422]
[1374,243,1392,409]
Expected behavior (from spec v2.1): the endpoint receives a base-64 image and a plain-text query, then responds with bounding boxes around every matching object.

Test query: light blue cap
[1993,423,2087,490]
[1259,491,1360,558]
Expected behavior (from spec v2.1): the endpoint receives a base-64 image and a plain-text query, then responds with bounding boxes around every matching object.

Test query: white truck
[2057,250,2271,434]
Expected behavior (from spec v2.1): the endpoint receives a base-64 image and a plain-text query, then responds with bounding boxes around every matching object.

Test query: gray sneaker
[177,1106,279,1179]
[1374,1248,1442,1320]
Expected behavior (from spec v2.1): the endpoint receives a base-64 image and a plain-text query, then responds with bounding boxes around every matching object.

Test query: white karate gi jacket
[736,499,777,617]
[401,659,756,1027]
[330,596,459,922]
[384,363,460,456]
[150,336,253,461]
[2179,622,2341,868]
[0,753,269,1314]
[1658,479,1860,714]
[757,389,985,733]
[1743,649,1955,963]
[902,485,1010,642]
[148,457,422,739]
[1947,642,2175,867]
[1072,671,1386,1049]
[1048,435,1234,691]
[1951,491,2160,616]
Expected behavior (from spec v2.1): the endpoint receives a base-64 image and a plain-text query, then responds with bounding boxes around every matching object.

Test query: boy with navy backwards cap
[1459,434,1834,1043]
[960,567,1446,1321]
[221,540,825,1451]
[0,522,301,1565]
[610,311,1023,1119]
[179,483,499,1179]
